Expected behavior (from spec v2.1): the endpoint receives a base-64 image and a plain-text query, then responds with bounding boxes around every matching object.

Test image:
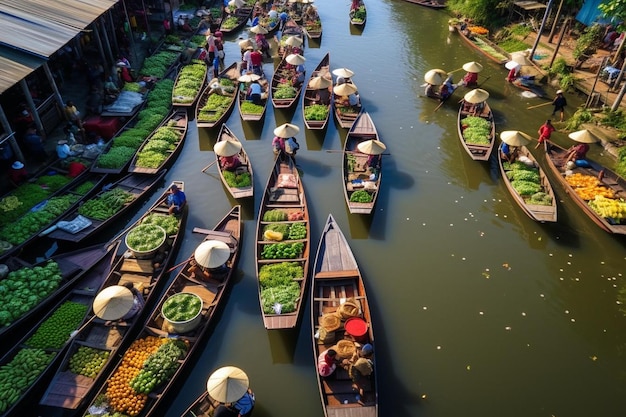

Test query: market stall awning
[0,46,45,93]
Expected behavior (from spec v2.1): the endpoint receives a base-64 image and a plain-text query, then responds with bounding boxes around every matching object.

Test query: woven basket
[319,313,341,332]
[333,339,356,359]
[337,298,360,320]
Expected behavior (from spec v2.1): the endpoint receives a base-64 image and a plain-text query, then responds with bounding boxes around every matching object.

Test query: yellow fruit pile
[589,195,626,220]
[469,26,489,35]
[105,336,167,416]
[565,173,615,200]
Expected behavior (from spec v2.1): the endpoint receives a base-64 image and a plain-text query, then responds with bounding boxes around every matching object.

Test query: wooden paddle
[325,150,391,156]
[201,160,217,173]
[526,102,553,110]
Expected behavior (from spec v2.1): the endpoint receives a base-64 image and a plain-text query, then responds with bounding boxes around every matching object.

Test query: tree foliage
[447,0,511,27]
[599,0,626,32]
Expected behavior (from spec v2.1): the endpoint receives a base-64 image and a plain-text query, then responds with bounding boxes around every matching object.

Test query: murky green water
[18,1,626,416]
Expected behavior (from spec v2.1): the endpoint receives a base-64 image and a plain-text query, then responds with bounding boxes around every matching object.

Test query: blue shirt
[167,190,186,209]
[249,82,262,95]
[234,391,255,415]
[501,142,510,156]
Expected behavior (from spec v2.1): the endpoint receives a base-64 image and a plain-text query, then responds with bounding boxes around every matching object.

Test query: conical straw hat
[274,123,300,138]
[92,285,134,321]
[464,88,490,103]
[238,73,261,83]
[500,130,532,146]
[332,68,354,78]
[505,60,521,70]
[308,76,331,89]
[424,69,448,85]
[286,53,306,65]
[214,140,242,157]
[194,240,231,268]
[284,36,303,47]
[207,366,249,403]
[238,39,253,50]
[250,24,268,34]
[333,83,357,96]
[357,139,386,155]
[568,129,600,143]
[463,61,484,73]
[511,51,532,66]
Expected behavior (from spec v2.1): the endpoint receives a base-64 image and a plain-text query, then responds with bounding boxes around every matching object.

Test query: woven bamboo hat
[239,39,253,50]
[194,240,231,268]
[214,139,242,157]
[274,123,300,138]
[92,285,134,321]
[286,53,306,65]
[357,140,386,155]
[308,76,331,89]
[207,366,249,403]
[284,35,303,47]
[424,69,448,85]
[464,88,490,104]
[250,24,268,34]
[333,83,357,96]
[500,130,532,146]
[332,68,355,78]
[238,73,261,83]
[511,51,532,66]
[462,61,484,73]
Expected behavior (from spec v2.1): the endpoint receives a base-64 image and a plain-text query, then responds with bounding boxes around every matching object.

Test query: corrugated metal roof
[0,0,118,94]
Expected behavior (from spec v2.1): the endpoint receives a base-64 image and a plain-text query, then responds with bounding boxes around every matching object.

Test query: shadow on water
[267,328,299,364]
[347,210,373,239]
[385,156,415,191]
[305,127,327,151]
[274,105,298,126]
[198,126,219,151]
[242,118,265,140]
[307,36,321,49]
[349,23,365,36]
[296,155,333,179]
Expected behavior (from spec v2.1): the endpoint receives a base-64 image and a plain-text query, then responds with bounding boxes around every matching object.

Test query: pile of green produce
[129,339,187,394]
[79,188,135,220]
[287,222,307,239]
[0,261,62,327]
[221,16,239,30]
[162,293,202,322]
[259,262,303,315]
[26,301,88,349]
[199,94,232,122]
[69,346,110,378]
[0,348,54,413]
[135,126,183,169]
[75,181,96,195]
[263,209,288,222]
[304,104,329,121]
[274,83,297,99]
[172,61,207,104]
[141,213,179,235]
[0,194,80,245]
[126,224,166,253]
[261,242,304,259]
[504,161,547,201]
[461,116,491,145]
[350,189,373,203]
[240,100,264,114]
[139,51,179,78]
[222,170,252,188]
[351,6,366,22]
[528,192,553,206]
[262,222,306,241]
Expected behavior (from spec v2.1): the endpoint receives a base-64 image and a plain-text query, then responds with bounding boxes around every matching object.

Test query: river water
[20,1,626,416]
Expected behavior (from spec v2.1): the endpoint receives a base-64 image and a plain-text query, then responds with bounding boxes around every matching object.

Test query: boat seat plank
[323,379,372,395]
[268,187,300,202]
[181,283,218,306]
[315,270,359,279]
[84,325,125,349]
[120,259,154,273]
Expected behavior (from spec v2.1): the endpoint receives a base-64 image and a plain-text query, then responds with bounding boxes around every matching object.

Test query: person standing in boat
[551,90,567,122]
[536,119,555,149]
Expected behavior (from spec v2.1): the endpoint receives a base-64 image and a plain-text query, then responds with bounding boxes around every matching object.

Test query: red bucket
[344,317,368,342]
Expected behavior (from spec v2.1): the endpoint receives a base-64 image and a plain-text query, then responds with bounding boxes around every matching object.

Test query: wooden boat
[38,181,188,412]
[0,240,119,417]
[311,214,377,417]
[0,172,108,261]
[256,152,310,329]
[172,61,208,108]
[78,205,241,417]
[343,112,383,215]
[333,81,362,129]
[544,142,626,234]
[196,62,240,128]
[350,0,367,26]
[302,52,332,130]
[214,124,254,199]
[403,0,446,8]
[219,6,254,34]
[46,170,167,243]
[497,144,557,222]
[303,15,323,39]
[182,391,220,417]
[0,243,120,341]
[457,99,496,161]
[454,25,509,64]
[277,19,305,58]
[128,109,188,174]
[510,75,548,98]
[271,56,305,109]
[238,74,269,122]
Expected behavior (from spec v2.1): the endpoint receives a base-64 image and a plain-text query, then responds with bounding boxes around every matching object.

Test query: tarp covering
[575,0,607,26]
[0,0,118,93]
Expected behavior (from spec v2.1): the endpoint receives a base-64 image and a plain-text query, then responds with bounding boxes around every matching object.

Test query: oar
[201,160,217,173]
[447,67,465,74]
[166,257,191,273]
[325,150,391,156]
[526,102,553,110]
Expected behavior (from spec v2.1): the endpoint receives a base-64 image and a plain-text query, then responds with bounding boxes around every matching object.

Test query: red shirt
[68,162,87,178]
[463,72,478,85]
[538,123,555,140]
[250,51,263,67]
[9,167,28,185]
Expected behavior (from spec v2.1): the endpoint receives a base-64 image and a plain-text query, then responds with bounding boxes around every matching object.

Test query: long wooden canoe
[46,170,167,243]
[256,152,310,329]
[219,6,254,35]
[128,109,188,174]
[510,76,548,98]
[172,62,208,108]
[277,19,305,58]
[403,0,446,8]
[271,56,306,109]
[333,80,362,129]
[544,142,626,234]
[303,52,332,130]
[39,182,187,412]
[312,214,377,417]
[0,240,119,417]
[215,124,254,199]
[350,0,367,26]
[196,62,240,128]
[182,391,220,417]
[497,144,557,222]
[454,25,509,64]
[343,112,383,215]
[79,205,241,417]
[0,172,108,261]
[303,15,323,39]
[457,100,496,161]
[0,243,121,342]
[238,74,269,122]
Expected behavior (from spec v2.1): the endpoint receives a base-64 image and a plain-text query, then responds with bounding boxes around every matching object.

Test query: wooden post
[548,17,570,69]
[585,56,607,108]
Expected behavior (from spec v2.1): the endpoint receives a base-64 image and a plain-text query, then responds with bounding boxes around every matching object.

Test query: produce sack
[337,298,360,320]
[319,313,341,332]
[317,327,336,344]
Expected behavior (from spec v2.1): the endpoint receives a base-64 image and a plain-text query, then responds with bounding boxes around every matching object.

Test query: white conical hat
[284,36,303,47]
[273,123,300,138]
[357,139,386,155]
[194,240,231,268]
[207,366,249,403]
[308,76,331,89]
[462,61,484,73]
[568,129,599,143]
[332,68,354,78]
[285,53,306,65]
[250,24,268,34]
[424,68,448,85]
[214,140,242,157]
[500,130,532,146]
[333,83,358,96]
[92,286,134,321]
[464,88,490,103]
